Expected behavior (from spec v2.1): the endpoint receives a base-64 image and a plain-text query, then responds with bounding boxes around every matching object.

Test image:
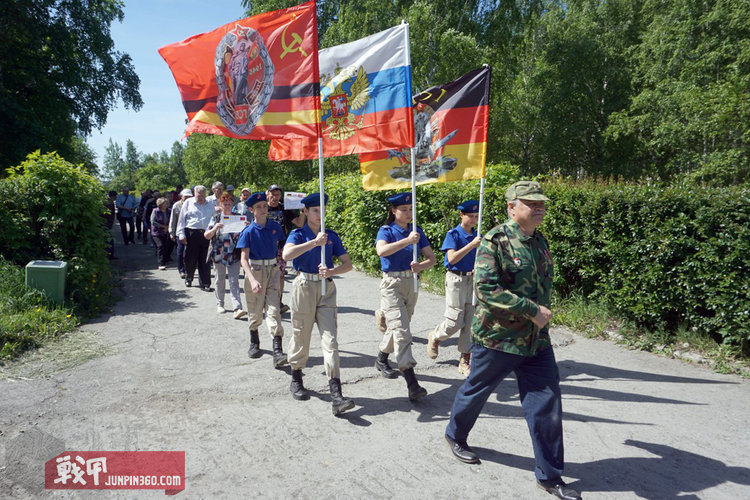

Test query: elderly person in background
[115,187,137,245]
[206,181,224,207]
[226,184,236,202]
[233,187,253,218]
[144,189,161,246]
[170,188,193,279]
[151,197,172,270]
[177,185,215,290]
[136,189,152,243]
[204,192,248,319]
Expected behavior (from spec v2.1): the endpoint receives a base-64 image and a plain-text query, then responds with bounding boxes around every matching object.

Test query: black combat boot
[290,369,309,400]
[247,329,261,359]
[374,351,399,379]
[329,378,355,415]
[403,367,427,401]
[272,336,288,368]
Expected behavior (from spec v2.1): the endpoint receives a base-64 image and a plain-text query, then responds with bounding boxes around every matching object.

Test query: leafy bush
[543,178,750,354]
[0,151,113,320]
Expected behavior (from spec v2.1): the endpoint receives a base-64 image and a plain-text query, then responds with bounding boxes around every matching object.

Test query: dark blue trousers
[176,239,186,275]
[446,344,564,483]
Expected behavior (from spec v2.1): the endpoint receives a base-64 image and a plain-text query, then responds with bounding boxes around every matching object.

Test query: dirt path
[1,230,749,498]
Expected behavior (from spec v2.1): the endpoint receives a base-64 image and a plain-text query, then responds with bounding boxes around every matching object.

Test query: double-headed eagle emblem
[320,65,370,140]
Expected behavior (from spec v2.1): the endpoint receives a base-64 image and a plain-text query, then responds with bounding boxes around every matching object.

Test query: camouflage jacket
[471,219,554,356]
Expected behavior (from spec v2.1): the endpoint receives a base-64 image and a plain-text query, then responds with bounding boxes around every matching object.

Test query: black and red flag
[358,66,491,190]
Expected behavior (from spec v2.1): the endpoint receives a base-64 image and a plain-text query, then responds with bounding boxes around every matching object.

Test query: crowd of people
[106,180,581,500]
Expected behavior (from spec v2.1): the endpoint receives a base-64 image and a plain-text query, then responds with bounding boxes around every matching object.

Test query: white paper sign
[284,191,306,210]
[221,215,249,233]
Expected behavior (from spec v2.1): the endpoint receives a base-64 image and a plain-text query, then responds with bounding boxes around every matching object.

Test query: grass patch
[0,259,79,361]
[419,266,446,295]
[0,329,106,380]
[551,293,621,338]
[552,292,750,378]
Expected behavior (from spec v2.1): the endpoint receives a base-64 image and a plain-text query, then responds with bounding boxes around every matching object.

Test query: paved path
[1,230,749,498]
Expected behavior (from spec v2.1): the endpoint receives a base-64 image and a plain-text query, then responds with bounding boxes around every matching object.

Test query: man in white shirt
[205,181,224,207]
[177,185,215,290]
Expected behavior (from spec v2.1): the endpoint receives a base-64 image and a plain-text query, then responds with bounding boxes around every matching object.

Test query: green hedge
[305,168,749,355]
[0,151,113,323]
[543,179,749,353]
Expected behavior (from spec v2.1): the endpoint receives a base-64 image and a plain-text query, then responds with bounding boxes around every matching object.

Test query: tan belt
[448,270,474,276]
[250,259,276,266]
[297,271,332,282]
[383,271,414,278]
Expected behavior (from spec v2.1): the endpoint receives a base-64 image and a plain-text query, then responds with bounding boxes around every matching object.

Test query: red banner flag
[158,1,320,140]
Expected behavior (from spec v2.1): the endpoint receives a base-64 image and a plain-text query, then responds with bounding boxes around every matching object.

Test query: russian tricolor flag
[268,24,414,160]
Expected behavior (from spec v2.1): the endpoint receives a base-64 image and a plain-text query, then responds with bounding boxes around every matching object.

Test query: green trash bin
[25,260,67,304]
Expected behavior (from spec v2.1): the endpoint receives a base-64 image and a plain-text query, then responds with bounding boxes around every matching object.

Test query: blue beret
[245,192,267,207]
[457,200,479,213]
[301,192,329,207]
[387,192,412,206]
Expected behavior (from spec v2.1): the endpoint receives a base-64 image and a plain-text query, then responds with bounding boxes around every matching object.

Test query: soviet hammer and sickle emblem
[280,23,308,59]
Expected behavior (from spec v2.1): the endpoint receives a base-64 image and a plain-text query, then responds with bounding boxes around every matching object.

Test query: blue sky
[87,0,248,165]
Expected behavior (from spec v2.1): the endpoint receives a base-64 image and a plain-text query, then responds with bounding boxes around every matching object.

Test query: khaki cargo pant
[433,272,474,354]
[287,275,339,378]
[378,275,418,370]
[245,264,283,337]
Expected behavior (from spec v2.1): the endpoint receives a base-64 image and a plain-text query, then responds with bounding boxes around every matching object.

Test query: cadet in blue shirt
[237,192,288,368]
[373,192,436,401]
[281,193,355,415]
[427,200,482,376]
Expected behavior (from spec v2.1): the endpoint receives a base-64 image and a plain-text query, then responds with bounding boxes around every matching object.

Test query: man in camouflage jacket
[444,181,581,500]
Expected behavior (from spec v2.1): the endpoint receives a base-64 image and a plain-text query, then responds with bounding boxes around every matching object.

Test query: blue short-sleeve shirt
[376,223,430,272]
[287,225,346,273]
[236,220,285,260]
[441,224,477,272]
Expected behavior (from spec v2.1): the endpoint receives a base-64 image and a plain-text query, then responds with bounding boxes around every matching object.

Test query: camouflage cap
[505,181,549,202]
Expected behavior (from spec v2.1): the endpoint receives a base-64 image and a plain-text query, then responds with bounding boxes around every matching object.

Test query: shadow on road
[475,439,750,499]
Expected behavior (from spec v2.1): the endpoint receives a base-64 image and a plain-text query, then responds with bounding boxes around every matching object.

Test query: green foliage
[194,1,750,186]
[182,133,358,192]
[0,0,142,170]
[606,0,750,182]
[0,151,114,319]
[0,258,78,360]
[542,178,750,354]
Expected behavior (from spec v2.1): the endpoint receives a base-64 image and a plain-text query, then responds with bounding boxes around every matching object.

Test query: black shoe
[279,303,290,314]
[185,279,192,287]
[247,330,261,359]
[290,369,309,400]
[272,336,288,368]
[445,435,479,464]
[329,378,355,415]
[403,367,427,401]
[199,285,213,292]
[537,481,582,500]
[374,351,399,379]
